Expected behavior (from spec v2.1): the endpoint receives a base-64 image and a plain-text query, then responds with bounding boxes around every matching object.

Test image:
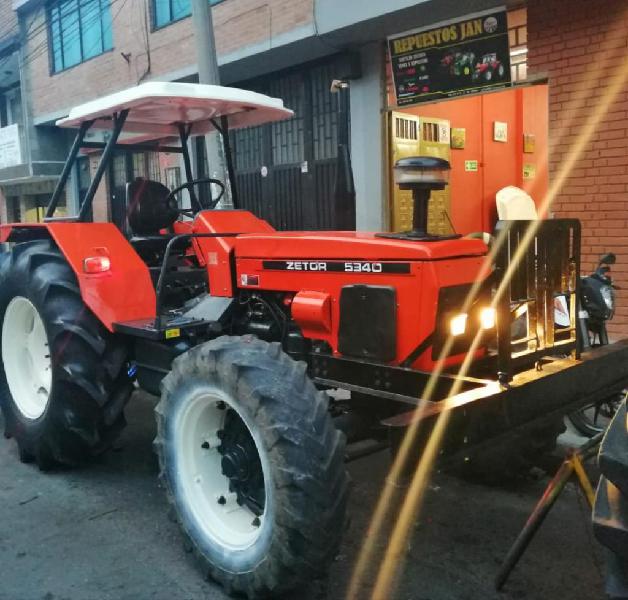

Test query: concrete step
[593,475,628,561]
[599,399,628,498]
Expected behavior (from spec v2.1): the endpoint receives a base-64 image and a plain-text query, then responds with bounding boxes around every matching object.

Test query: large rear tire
[0,240,133,469]
[154,335,349,598]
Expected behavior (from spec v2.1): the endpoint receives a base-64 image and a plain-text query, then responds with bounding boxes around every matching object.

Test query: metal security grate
[232,125,264,172]
[269,73,305,166]
[494,219,581,381]
[227,56,352,230]
[312,63,339,161]
[395,116,418,140]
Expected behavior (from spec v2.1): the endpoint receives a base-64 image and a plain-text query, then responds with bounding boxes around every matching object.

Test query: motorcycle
[568,252,621,436]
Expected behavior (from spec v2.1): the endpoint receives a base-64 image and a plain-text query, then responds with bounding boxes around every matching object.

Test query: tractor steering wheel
[165,178,226,217]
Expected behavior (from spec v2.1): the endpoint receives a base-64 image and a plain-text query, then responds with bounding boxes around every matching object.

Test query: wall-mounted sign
[523,163,536,179]
[523,133,536,153]
[493,121,508,142]
[451,127,466,149]
[0,124,22,170]
[465,160,479,172]
[388,9,511,106]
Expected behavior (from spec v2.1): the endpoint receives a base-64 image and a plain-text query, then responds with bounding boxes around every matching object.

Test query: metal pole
[495,433,603,591]
[45,121,92,219]
[190,0,229,206]
[220,115,238,209]
[178,124,202,212]
[77,110,129,222]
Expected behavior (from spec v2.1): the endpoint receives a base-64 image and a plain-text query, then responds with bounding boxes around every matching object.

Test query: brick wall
[0,0,18,42]
[527,0,628,337]
[25,0,313,119]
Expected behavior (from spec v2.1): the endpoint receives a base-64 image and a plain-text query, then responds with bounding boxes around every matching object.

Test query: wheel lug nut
[217,495,226,505]
[201,441,210,449]
[252,517,261,527]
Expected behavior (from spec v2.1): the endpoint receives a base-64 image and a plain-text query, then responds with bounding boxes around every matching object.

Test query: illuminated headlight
[479,307,496,329]
[601,285,615,316]
[450,313,468,336]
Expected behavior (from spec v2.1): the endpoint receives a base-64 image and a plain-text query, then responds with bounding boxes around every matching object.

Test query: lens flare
[449,313,468,336]
[348,43,628,600]
[479,306,496,330]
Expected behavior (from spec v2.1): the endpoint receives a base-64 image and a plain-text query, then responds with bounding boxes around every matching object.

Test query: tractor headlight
[479,307,496,330]
[450,313,468,337]
[600,284,615,317]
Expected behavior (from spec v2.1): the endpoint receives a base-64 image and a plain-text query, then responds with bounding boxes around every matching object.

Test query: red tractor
[1,82,626,598]
[472,52,506,82]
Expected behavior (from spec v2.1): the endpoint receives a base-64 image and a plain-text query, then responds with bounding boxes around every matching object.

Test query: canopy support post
[77,110,129,223]
[178,123,203,212]
[45,121,93,220]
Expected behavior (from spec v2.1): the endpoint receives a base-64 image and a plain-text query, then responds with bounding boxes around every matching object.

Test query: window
[49,0,113,73]
[153,0,221,29]
[508,8,528,82]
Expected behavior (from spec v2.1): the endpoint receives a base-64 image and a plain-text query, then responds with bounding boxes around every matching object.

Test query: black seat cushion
[126,178,179,236]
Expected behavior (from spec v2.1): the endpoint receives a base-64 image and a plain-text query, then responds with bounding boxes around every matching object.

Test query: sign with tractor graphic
[388,9,511,106]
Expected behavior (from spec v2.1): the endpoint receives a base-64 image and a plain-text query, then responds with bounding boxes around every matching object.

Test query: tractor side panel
[192,210,275,297]
[235,255,488,369]
[47,223,156,330]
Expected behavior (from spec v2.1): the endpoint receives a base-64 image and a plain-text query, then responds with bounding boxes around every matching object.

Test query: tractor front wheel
[155,336,349,598]
[0,240,133,469]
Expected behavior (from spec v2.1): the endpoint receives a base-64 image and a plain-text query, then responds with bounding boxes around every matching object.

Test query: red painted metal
[191,210,274,296]
[236,255,488,369]
[176,210,491,369]
[1,211,491,370]
[291,291,332,337]
[0,223,155,331]
[234,231,486,261]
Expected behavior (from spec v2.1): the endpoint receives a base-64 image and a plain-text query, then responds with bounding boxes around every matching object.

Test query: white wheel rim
[2,296,52,420]
[174,389,267,551]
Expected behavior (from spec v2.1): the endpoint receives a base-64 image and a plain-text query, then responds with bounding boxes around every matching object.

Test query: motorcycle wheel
[568,328,619,436]
[568,395,622,437]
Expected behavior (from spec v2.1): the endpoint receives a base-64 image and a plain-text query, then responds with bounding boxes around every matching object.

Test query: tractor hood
[234,231,487,261]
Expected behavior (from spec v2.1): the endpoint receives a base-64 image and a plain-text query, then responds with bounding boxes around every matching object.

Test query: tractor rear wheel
[154,335,349,598]
[0,240,133,469]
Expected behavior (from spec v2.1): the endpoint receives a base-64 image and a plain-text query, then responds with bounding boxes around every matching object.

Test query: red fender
[0,223,155,331]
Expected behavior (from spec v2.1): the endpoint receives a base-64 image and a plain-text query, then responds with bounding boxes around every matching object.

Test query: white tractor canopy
[56,81,294,136]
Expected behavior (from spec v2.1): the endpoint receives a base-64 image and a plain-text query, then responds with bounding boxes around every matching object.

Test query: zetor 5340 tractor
[1,82,627,598]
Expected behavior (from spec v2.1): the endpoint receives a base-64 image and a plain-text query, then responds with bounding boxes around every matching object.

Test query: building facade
[7,0,516,229]
[527,0,628,338]
[2,0,628,333]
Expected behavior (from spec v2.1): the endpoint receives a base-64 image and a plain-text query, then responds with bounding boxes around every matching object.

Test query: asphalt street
[0,391,607,600]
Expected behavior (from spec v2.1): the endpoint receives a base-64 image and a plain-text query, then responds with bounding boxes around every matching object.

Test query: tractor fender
[1,223,155,331]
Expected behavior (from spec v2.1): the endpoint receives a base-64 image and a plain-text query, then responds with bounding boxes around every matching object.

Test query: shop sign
[523,163,536,179]
[388,9,511,106]
[0,124,22,169]
[451,128,466,149]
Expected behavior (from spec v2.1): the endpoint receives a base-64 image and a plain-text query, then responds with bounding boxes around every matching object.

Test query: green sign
[388,10,511,106]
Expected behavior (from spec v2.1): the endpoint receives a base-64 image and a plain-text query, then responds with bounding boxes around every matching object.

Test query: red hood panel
[234,231,487,261]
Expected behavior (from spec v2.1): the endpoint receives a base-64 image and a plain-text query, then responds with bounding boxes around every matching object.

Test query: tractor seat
[125,178,184,263]
[127,178,179,236]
